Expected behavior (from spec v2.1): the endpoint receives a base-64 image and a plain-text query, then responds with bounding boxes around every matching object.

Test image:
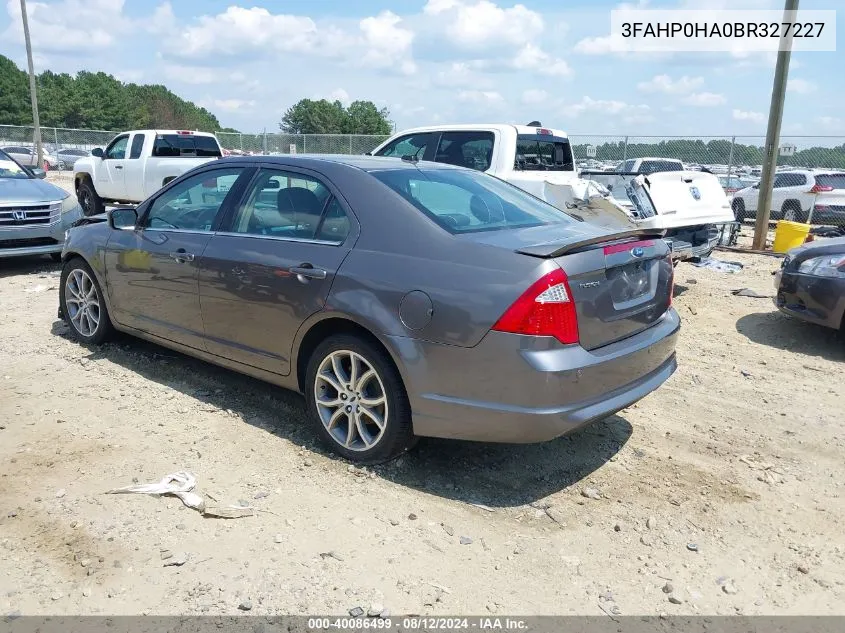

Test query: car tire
[77,177,104,216]
[782,200,806,223]
[305,334,415,464]
[732,198,746,221]
[59,257,114,345]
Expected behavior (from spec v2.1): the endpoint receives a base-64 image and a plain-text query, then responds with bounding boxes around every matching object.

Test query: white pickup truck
[73,130,222,216]
[369,124,735,259]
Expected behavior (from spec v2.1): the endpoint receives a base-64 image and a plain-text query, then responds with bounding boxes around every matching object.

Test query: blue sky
[0,0,842,136]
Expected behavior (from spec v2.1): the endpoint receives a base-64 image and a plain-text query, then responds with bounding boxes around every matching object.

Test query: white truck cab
[370,124,735,259]
[73,130,222,216]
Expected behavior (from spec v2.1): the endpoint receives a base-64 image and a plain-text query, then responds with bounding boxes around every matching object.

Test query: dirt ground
[1,217,844,617]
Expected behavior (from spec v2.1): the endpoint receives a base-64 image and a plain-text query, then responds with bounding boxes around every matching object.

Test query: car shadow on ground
[0,255,59,279]
[50,319,631,507]
[736,311,845,362]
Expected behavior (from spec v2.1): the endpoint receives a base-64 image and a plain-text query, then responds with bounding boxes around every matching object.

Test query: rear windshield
[515,134,574,171]
[637,160,684,174]
[370,167,573,234]
[152,134,222,158]
[815,174,845,190]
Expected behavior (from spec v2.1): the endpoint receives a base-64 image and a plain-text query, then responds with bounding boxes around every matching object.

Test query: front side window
[371,167,574,234]
[106,136,129,160]
[434,132,494,171]
[231,169,345,241]
[144,168,246,231]
[375,133,433,159]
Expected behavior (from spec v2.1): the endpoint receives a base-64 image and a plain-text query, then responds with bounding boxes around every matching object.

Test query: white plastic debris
[105,472,256,518]
[106,471,206,512]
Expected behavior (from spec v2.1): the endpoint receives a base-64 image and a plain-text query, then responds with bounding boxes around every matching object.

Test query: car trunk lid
[466,223,674,350]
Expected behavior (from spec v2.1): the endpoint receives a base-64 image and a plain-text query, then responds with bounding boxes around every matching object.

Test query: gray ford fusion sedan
[58,155,680,463]
[1,149,84,260]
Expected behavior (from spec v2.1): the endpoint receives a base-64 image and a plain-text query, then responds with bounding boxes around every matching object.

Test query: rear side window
[129,134,145,159]
[152,134,222,157]
[638,160,683,174]
[777,173,806,187]
[814,174,845,190]
[434,131,494,171]
[515,135,574,171]
[371,167,572,234]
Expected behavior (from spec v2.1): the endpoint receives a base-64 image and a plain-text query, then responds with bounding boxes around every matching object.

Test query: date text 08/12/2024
[307,617,529,630]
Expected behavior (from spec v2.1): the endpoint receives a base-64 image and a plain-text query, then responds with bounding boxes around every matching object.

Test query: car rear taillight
[809,184,834,193]
[492,268,579,344]
[177,130,194,135]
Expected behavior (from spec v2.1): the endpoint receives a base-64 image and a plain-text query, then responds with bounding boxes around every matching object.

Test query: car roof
[386,123,569,138]
[214,154,466,172]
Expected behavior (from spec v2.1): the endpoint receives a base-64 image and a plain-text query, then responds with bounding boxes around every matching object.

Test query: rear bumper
[774,270,845,330]
[0,206,83,259]
[390,308,680,443]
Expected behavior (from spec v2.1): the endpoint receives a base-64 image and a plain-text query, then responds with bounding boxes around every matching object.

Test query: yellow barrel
[772,220,810,254]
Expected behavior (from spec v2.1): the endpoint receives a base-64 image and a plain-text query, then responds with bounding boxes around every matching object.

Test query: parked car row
[731,170,845,226]
[0,145,92,171]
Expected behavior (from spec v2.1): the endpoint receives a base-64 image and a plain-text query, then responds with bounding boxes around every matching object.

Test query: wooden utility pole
[20,0,44,170]
[752,0,799,250]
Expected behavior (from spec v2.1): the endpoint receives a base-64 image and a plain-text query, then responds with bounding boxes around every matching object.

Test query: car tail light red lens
[492,268,579,344]
[809,184,834,193]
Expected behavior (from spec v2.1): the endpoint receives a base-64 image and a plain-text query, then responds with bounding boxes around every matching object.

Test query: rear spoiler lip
[515,228,667,258]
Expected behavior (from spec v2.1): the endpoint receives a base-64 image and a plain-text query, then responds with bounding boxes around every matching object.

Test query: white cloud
[681,92,727,107]
[458,90,504,105]
[817,116,843,130]
[565,96,651,118]
[733,109,765,124]
[423,0,459,14]
[521,89,548,105]
[573,33,628,56]
[209,99,256,112]
[512,44,572,77]
[436,0,544,49]
[637,74,704,94]
[312,88,352,106]
[359,11,416,75]
[787,78,816,94]
[433,62,476,87]
[3,0,130,51]
[163,64,218,85]
[148,2,175,35]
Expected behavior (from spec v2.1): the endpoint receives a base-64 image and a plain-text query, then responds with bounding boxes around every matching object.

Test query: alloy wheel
[65,268,101,337]
[313,349,388,451]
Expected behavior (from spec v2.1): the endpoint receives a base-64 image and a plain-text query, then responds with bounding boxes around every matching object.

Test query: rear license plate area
[607,260,653,304]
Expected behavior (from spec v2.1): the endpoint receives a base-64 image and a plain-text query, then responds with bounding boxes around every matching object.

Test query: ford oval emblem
[690,186,701,200]
[631,246,644,258]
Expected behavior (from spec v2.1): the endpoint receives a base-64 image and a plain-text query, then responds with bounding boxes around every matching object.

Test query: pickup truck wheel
[77,178,104,217]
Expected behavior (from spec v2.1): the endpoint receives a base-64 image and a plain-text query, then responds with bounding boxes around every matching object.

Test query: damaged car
[369,124,735,260]
[774,236,845,332]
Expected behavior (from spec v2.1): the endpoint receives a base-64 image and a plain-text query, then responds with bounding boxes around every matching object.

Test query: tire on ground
[59,257,114,345]
[77,177,104,216]
[304,333,415,464]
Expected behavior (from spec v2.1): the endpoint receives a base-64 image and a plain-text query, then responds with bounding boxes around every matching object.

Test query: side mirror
[30,167,47,179]
[91,148,105,159]
[109,207,138,229]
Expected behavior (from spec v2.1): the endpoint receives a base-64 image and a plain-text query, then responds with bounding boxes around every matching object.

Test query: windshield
[0,151,30,179]
[152,134,222,158]
[371,167,574,234]
[514,134,574,171]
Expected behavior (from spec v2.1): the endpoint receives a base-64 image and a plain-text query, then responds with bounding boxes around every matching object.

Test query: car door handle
[169,250,195,263]
[289,265,327,281]
[114,165,123,169]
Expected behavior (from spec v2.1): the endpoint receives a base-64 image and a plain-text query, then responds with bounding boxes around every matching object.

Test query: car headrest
[470,194,505,223]
[277,187,322,215]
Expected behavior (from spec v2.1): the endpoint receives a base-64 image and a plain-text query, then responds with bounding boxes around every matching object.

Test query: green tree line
[0,54,227,131]
[572,138,845,170]
[280,98,392,135]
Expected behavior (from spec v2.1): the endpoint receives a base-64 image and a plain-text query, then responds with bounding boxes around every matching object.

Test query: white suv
[732,170,845,225]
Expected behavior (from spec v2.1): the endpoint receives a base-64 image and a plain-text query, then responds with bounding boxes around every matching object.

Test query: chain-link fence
[2,124,844,175]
